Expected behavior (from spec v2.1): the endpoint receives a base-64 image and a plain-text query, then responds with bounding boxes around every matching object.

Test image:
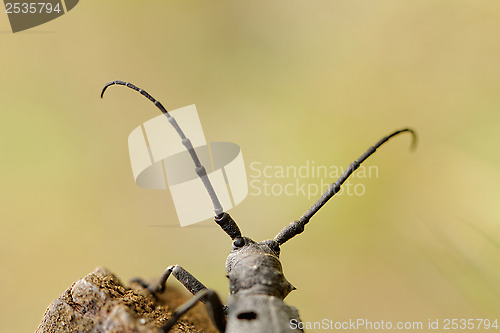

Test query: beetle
[101,80,416,332]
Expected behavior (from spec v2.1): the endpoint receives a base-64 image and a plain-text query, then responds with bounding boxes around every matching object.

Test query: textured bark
[36,267,217,333]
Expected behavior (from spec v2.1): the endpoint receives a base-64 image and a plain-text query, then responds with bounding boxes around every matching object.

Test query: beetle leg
[160,289,226,333]
[129,277,151,289]
[142,265,207,296]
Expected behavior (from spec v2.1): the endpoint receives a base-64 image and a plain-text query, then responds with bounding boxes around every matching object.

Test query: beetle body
[227,294,301,332]
[225,237,301,332]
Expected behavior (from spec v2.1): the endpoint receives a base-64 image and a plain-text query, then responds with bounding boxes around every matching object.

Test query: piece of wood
[36,267,218,333]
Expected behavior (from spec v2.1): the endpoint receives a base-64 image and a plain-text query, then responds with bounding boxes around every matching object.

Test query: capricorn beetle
[101,80,416,333]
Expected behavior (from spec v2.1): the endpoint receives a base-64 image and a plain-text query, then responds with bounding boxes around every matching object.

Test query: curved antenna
[274,128,417,246]
[101,80,224,218]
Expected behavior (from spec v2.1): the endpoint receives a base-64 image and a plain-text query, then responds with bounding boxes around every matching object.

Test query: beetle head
[224,236,295,299]
[225,237,281,273]
[214,212,284,273]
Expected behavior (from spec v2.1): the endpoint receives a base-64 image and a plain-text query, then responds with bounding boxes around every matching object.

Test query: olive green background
[1,1,500,332]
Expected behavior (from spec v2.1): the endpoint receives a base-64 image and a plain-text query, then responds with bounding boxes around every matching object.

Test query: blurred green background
[1,1,500,332]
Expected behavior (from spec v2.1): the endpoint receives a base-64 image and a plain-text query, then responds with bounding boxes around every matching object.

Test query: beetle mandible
[101,80,416,333]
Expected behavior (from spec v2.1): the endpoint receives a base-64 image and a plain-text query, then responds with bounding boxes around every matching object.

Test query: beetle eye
[233,237,245,248]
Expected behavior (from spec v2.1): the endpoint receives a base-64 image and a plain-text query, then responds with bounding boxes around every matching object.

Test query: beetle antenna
[101,80,226,218]
[274,128,416,246]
